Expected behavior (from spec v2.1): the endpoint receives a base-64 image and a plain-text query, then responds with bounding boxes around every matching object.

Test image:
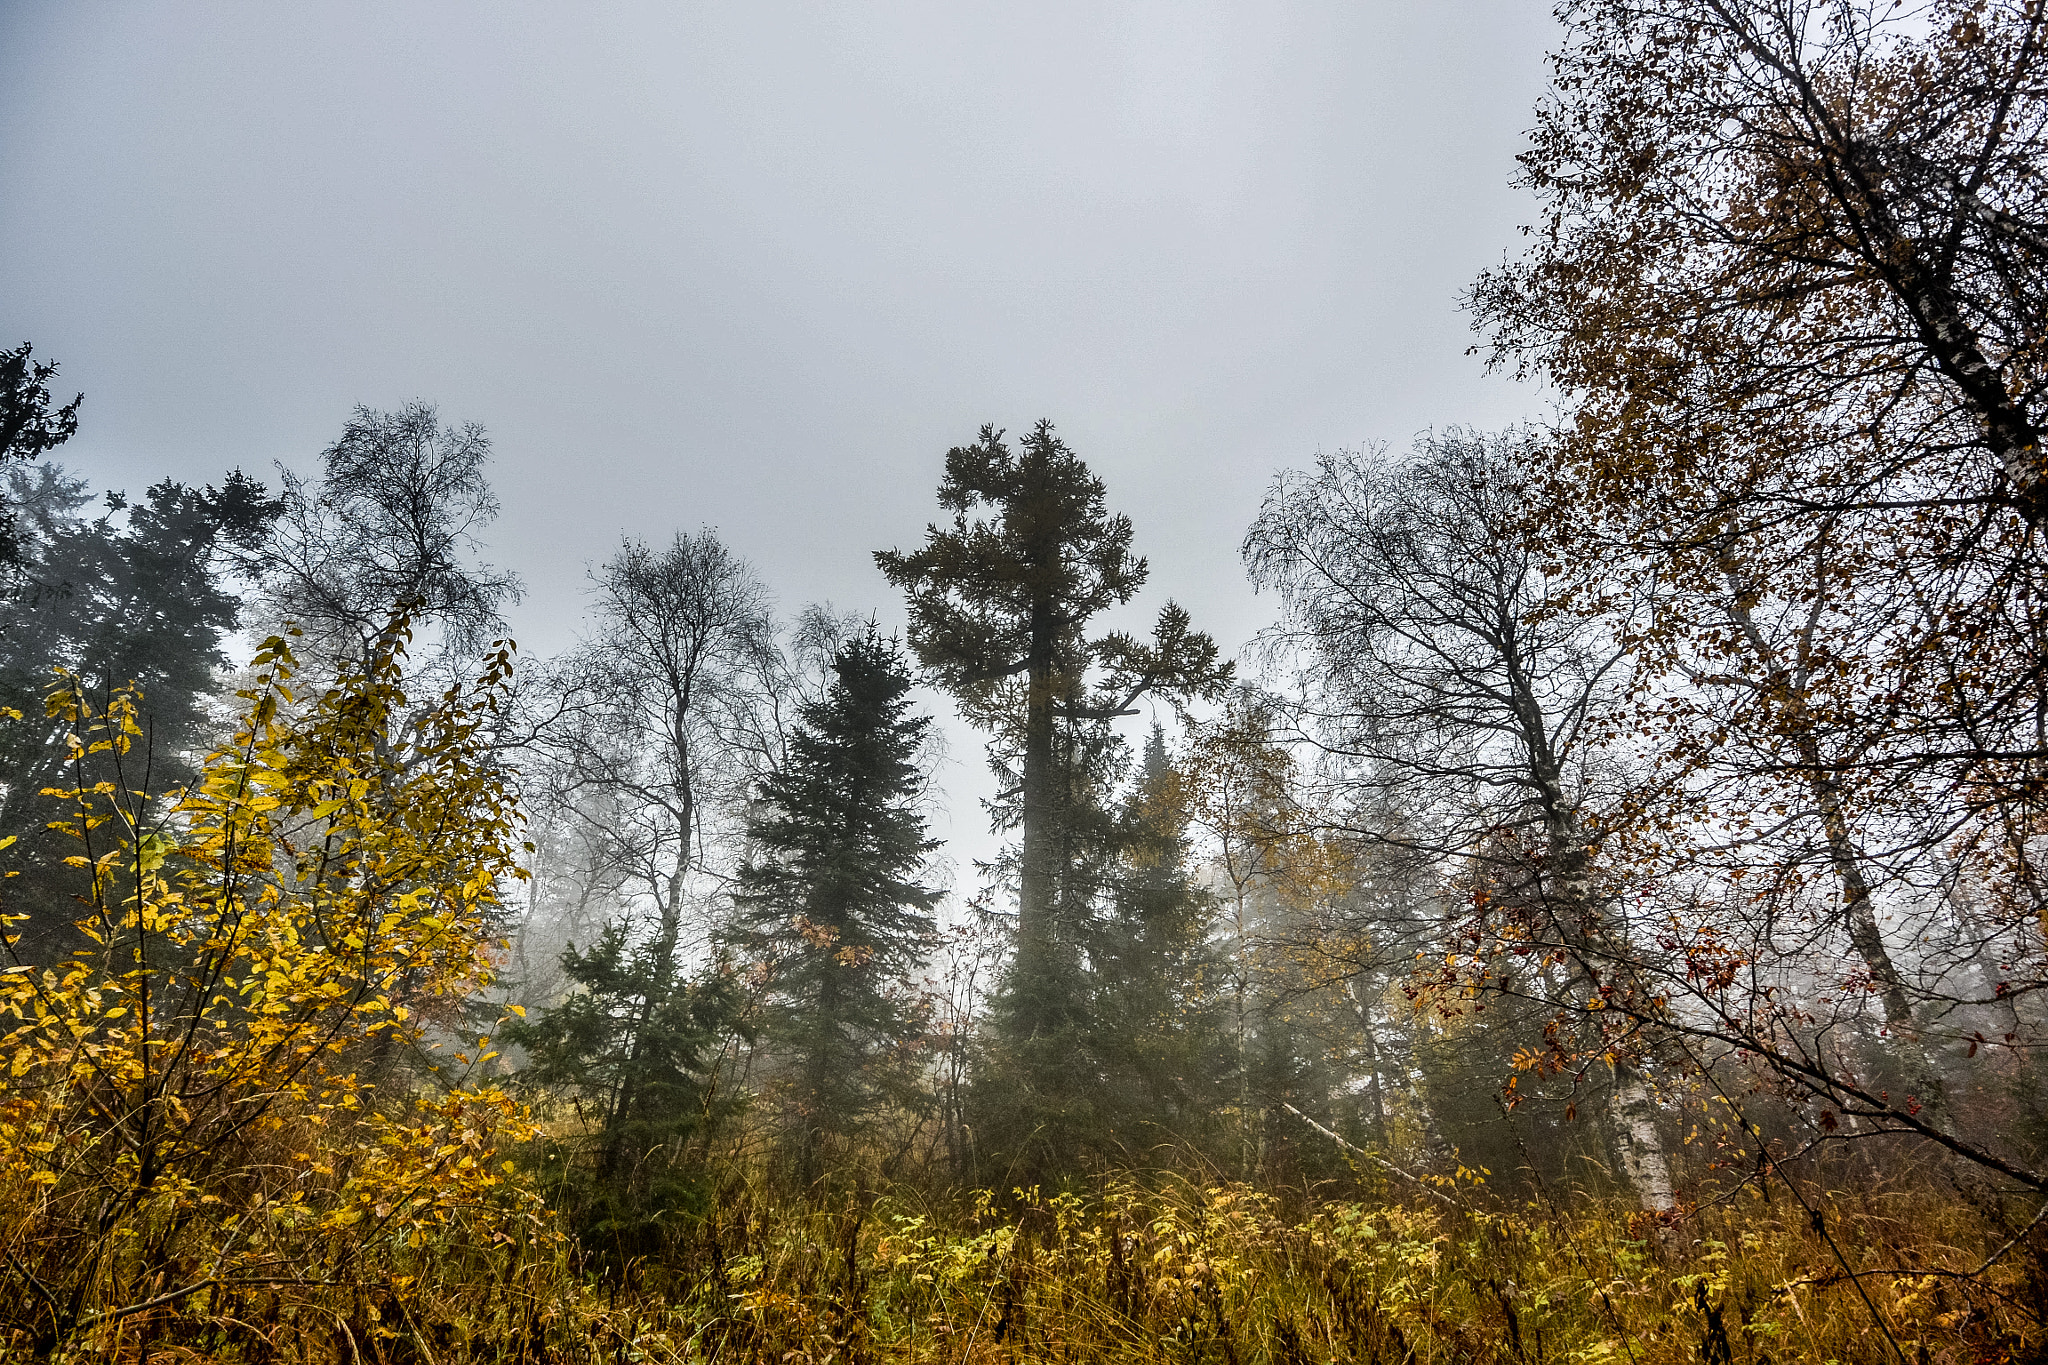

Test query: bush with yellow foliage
[0,622,557,1359]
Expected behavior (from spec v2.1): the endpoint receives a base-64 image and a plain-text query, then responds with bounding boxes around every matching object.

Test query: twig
[1970,1195,2048,1277]
[4,1249,64,1329]
[1683,1043,1911,1365]
[76,1278,351,1330]
[1771,1197,2048,1324]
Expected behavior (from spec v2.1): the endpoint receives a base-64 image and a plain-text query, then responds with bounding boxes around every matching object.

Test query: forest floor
[38,1165,2045,1361]
[483,1174,2043,1365]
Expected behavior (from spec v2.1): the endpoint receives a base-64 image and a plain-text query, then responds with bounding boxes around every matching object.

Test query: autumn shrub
[0,625,565,1359]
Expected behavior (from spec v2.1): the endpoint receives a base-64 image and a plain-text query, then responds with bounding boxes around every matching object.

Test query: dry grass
[19,1169,2044,1362]
[555,1172,2043,1365]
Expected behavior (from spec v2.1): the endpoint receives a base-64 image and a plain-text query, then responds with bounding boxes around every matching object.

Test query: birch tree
[1245,429,1678,1209]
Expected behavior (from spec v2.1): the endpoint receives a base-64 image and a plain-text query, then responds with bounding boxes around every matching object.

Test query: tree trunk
[1609,1065,1676,1213]
[1235,889,1254,1178]
[1014,601,1058,1017]
[1800,739,1916,1030]
[607,842,691,1183]
[1720,594,1946,1116]
[800,958,844,1188]
[1347,978,1389,1146]
[1533,750,1678,1213]
[1857,201,2048,523]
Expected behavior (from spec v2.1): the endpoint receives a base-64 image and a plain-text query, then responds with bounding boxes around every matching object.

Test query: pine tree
[727,630,940,1186]
[874,422,1230,1050]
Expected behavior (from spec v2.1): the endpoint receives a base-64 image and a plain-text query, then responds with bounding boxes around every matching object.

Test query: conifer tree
[875,422,1230,1045]
[0,342,82,571]
[506,929,747,1254]
[0,465,279,960]
[1089,725,1221,1152]
[728,630,940,1185]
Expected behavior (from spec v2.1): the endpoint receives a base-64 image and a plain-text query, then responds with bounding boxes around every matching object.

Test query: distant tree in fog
[252,402,520,670]
[0,343,82,572]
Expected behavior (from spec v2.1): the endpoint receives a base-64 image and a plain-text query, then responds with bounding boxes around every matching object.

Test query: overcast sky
[1,1,1560,873]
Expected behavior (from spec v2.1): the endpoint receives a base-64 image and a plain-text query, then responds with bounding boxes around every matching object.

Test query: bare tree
[1248,435,2048,1201]
[1245,429,1677,1209]
[1469,0,2048,899]
[254,402,521,672]
[542,531,785,988]
[503,531,790,1219]
[1474,0,2048,527]
[1604,518,1976,1115]
[1459,0,2048,1202]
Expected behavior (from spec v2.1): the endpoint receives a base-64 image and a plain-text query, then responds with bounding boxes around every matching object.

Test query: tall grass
[625,1175,2042,1365]
[17,1168,2042,1361]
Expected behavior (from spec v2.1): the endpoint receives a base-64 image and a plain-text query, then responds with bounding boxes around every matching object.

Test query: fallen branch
[1281,1103,1460,1208]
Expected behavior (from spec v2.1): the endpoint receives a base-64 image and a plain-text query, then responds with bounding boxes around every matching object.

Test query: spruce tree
[727,630,940,1185]
[506,931,747,1255]
[1089,725,1222,1152]
[0,465,279,960]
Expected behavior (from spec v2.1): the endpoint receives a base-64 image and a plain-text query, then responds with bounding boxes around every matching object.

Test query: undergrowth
[43,1171,2040,1362]
[585,1176,2044,1365]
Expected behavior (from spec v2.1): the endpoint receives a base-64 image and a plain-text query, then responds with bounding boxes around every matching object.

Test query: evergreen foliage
[0,342,82,571]
[965,718,1131,1177]
[875,422,1229,1161]
[727,630,941,1185]
[1086,725,1222,1154]
[507,929,748,1258]
[0,465,280,960]
[10,5,2048,1350]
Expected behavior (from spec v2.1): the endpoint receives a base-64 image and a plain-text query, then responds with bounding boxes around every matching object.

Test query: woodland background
[3,1,2048,1361]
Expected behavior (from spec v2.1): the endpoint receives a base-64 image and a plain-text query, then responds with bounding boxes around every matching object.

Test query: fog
[0,0,1557,869]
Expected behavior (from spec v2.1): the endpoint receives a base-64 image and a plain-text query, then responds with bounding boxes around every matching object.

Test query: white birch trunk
[1610,1068,1676,1213]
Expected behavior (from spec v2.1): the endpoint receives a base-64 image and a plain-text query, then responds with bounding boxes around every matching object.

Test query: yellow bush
[0,625,553,1359]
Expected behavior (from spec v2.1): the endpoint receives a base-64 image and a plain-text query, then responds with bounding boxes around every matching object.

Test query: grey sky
[1,1,1558,870]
